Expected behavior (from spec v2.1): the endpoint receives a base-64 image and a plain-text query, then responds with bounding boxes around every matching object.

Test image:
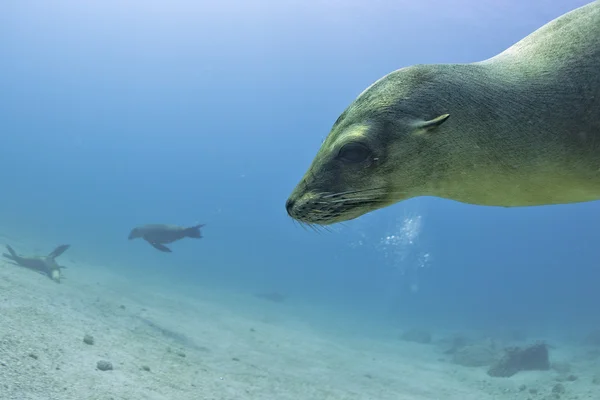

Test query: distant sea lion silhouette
[2,244,70,283]
[254,292,287,303]
[286,1,600,225]
[128,224,204,252]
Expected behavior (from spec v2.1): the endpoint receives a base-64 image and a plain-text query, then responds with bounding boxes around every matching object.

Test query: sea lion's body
[287,1,600,225]
[2,244,70,283]
[128,224,204,252]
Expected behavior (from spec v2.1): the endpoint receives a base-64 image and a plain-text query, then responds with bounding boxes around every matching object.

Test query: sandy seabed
[0,248,598,400]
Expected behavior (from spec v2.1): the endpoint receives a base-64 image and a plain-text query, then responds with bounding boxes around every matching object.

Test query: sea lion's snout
[286,141,393,225]
[285,187,321,223]
[284,189,313,222]
[128,229,140,240]
[285,198,295,217]
[286,189,373,225]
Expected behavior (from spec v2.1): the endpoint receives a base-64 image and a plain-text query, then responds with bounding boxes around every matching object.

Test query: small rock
[96,360,113,371]
[28,353,38,360]
[83,334,94,345]
[487,343,550,378]
[176,351,186,358]
[518,384,527,391]
[566,374,578,382]
[119,305,126,310]
[141,365,150,372]
[551,383,565,395]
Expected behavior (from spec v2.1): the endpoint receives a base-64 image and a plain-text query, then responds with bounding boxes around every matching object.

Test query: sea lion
[128,224,204,252]
[2,244,70,283]
[286,1,600,225]
[254,292,287,303]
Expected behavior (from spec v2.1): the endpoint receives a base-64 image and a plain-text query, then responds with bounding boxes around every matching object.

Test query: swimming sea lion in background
[254,292,287,303]
[128,224,205,252]
[2,244,70,283]
[286,1,600,225]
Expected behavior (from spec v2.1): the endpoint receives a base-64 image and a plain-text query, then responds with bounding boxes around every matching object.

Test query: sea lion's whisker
[315,224,329,234]
[294,220,308,231]
[306,223,321,234]
[320,190,356,198]
[292,219,305,230]
[316,224,332,233]
[321,187,386,199]
[317,197,377,205]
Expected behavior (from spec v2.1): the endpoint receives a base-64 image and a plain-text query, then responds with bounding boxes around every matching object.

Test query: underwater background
[1,1,599,393]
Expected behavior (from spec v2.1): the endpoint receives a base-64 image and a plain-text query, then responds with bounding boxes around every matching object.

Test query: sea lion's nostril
[285,198,295,216]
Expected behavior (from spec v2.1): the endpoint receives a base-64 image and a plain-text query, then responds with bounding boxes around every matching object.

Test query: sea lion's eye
[337,142,371,163]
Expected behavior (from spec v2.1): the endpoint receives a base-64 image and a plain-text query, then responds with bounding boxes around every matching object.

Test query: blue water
[0,0,598,348]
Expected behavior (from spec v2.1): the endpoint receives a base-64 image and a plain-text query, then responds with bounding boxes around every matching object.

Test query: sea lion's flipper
[3,245,21,263]
[184,224,205,239]
[148,241,172,253]
[4,245,18,260]
[48,244,70,259]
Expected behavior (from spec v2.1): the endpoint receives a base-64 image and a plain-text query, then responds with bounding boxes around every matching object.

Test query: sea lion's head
[286,66,451,225]
[128,228,142,240]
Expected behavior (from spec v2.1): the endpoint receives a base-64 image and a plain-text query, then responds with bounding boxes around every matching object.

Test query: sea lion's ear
[413,114,450,134]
